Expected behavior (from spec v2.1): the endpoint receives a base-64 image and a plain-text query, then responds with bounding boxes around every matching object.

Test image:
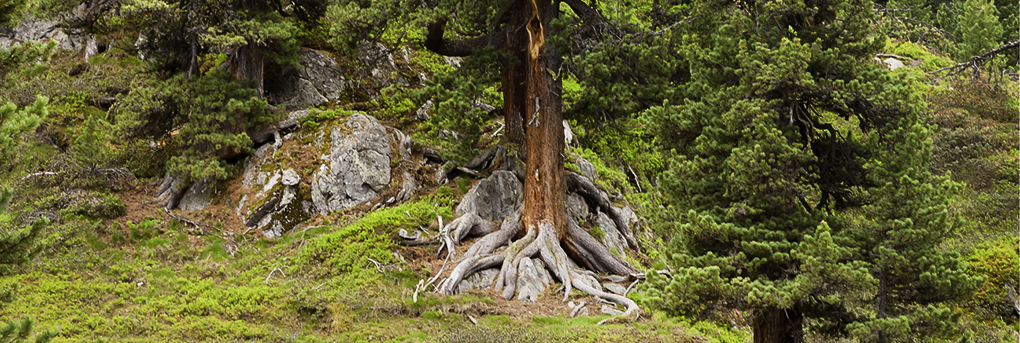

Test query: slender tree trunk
[752,307,803,343]
[231,44,265,97]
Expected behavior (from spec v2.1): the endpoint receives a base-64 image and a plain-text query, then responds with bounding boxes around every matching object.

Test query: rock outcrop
[310,114,392,215]
[267,50,351,109]
[238,144,316,238]
[1,19,78,50]
[178,179,214,211]
[454,171,522,221]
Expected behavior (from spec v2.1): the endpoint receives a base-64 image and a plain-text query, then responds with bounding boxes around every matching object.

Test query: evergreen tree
[0,0,24,26]
[120,0,302,96]
[116,70,275,182]
[321,0,684,306]
[643,0,977,341]
[0,318,54,343]
[0,67,53,343]
[845,106,981,341]
[954,0,1003,61]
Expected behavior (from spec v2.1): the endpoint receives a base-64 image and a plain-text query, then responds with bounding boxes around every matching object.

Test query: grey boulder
[310,114,392,215]
[455,171,522,221]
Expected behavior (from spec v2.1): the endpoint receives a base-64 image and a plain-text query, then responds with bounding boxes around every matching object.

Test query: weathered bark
[752,307,803,343]
[421,0,640,313]
[519,0,566,240]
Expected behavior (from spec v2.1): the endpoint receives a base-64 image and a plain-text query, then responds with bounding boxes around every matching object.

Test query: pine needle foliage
[642,0,980,340]
[954,0,1004,61]
[116,70,276,182]
[0,318,53,343]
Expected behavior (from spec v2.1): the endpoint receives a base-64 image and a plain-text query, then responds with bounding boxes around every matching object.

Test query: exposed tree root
[567,267,639,318]
[437,212,520,294]
[565,171,640,250]
[411,170,643,314]
[447,213,498,245]
[563,219,637,275]
[435,211,640,313]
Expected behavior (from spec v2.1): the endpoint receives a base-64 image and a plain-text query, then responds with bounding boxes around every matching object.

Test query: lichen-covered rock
[595,211,628,259]
[572,154,598,182]
[603,282,628,295]
[0,19,86,51]
[357,41,409,90]
[282,169,300,186]
[238,137,315,237]
[455,171,522,221]
[178,179,214,211]
[310,114,392,215]
[566,192,588,223]
[266,49,351,109]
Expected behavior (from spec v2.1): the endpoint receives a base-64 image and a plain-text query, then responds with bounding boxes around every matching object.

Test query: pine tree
[845,110,982,341]
[642,0,978,341]
[0,75,53,343]
[955,0,1003,61]
[0,0,25,26]
[116,70,275,182]
[320,0,681,307]
[120,0,302,95]
[0,318,54,343]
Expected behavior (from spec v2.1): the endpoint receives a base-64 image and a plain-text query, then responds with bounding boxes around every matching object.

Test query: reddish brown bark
[752,307,803,343]
[508,0,567,239]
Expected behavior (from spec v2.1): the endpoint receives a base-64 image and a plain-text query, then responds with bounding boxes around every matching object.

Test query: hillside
[0,0,1018,342]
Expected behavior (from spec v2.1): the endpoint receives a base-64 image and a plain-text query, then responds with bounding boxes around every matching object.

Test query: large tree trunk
[518,0,566,241]
[423,0,640,316]
[752,307,803,343]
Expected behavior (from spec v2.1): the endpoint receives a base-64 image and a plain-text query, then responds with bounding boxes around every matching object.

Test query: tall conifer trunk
[503,0,567,236]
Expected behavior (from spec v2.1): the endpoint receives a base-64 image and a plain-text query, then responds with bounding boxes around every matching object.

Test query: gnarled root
[447,213,498,245]
[437,212,520,294]
[563,219,637,275]
[568,268,640,318]
[565,171,640,251]
[434,207,641,317]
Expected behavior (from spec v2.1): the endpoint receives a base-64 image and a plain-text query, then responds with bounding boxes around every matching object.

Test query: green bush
[116,70,277,182]
[967,237,1020,315]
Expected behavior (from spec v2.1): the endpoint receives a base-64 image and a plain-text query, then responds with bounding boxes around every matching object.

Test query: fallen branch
[163,208,213,231]
[264,267,285,285]
[413,279,425,303]
[19,171,57,181]
[367,258,385,273]
[929,39,1020,83]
